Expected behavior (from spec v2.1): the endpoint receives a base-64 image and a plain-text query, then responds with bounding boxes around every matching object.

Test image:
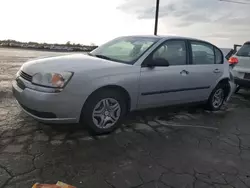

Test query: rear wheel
[80,89,127,134]
[206,84,227,111]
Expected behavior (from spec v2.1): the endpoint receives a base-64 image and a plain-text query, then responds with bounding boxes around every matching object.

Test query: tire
[80,89,127,134]
[206,83,227,111]
[234,85,241,94]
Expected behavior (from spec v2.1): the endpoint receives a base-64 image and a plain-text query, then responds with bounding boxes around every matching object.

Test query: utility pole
[154,0,160,35]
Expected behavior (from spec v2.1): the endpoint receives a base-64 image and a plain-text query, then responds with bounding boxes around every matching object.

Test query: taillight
[228,57,238,65]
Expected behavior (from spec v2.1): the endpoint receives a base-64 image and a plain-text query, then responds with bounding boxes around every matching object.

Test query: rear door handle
[180,70,189,75]
[213,69,221,73]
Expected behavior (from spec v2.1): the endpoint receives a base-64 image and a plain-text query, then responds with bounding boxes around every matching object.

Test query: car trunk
[234,56,250,68]
[234,42,250,69]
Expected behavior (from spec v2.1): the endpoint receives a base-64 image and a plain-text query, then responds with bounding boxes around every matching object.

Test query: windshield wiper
[87,53,113,61]
[87,53,112,60]
[94,54,112,61]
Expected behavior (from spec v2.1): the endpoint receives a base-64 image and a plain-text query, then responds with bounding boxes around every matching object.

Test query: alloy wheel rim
[92,98,121,129]
[212,88,224,108]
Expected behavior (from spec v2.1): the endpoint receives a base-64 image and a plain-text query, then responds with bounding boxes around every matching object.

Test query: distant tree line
[0,39,98,52]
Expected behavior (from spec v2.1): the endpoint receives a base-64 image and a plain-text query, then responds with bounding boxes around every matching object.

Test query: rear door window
[236,42,250,57]
[190,41,215,65]
[215,48,224,64]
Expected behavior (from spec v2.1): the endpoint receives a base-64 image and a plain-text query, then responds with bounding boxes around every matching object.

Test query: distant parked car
[230,41,250,93]
[12,35,234,134]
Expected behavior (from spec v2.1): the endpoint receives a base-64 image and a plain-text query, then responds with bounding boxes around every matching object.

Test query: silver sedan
[12,35,234,134]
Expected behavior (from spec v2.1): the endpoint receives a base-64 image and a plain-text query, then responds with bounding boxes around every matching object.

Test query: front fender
[81,71,141,111]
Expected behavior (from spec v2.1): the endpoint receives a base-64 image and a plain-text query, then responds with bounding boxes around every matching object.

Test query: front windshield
[236,42,250,57]
[90,36,160,64]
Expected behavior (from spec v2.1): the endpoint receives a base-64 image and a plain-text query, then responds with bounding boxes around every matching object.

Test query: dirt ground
[1,48,250,188]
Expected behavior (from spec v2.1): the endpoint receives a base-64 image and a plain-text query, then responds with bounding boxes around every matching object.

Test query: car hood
[21,53,129,76]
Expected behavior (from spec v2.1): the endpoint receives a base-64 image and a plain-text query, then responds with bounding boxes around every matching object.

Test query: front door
[138,40,192,109]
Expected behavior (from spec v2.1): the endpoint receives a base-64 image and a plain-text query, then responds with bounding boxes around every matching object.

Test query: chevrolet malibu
[12,36,234,134]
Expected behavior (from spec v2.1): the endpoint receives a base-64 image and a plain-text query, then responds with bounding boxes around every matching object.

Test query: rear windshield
[236,42,250,57]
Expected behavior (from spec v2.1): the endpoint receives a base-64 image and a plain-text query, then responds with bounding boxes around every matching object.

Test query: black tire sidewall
[81,89,127,134]
[207,84,226,111]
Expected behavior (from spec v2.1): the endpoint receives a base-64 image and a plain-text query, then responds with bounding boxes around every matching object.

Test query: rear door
[184,40,224,101]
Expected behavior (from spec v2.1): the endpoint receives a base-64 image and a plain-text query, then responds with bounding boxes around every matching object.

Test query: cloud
[118,0,242,26]
[117,0,250,47]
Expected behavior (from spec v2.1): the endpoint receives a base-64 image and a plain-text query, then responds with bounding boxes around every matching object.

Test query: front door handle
[213,69,221,73]
[180,70,189,75]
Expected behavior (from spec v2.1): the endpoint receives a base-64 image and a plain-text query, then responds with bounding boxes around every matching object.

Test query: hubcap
[92,98,121,129]
[212,88,224,108]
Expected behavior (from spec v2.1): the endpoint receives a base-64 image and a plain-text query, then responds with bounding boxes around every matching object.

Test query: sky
[0,0,249,47]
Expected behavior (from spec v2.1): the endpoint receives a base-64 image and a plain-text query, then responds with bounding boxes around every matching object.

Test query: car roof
[121,35,209,43]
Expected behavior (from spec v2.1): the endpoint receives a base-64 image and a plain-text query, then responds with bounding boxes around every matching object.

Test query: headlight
[32,72,73,88]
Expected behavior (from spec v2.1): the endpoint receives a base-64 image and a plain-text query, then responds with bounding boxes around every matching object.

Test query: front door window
[152,40,187,66]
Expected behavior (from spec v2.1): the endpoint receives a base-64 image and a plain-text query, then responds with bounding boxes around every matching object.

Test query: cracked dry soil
[1,48,250,188]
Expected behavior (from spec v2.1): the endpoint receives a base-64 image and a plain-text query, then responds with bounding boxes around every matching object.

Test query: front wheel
[206,84,227,111]
[80,89,127,134]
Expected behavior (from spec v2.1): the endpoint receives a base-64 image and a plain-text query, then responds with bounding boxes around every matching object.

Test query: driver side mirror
[144,58,170,68]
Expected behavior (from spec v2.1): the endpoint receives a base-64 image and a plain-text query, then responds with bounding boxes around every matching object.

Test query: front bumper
[12,80,82,124]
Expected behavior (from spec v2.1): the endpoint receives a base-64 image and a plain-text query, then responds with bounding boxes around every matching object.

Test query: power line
[219,0,250,4]
[153,0,249,36]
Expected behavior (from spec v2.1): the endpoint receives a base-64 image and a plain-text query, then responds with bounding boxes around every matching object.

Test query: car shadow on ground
[37,89,250,137]
[236,89,250,99]
[42,103,206,135]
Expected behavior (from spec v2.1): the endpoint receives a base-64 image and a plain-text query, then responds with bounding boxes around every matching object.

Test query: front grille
[20,71,32,82]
